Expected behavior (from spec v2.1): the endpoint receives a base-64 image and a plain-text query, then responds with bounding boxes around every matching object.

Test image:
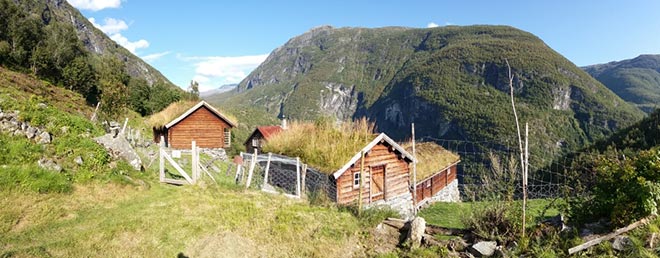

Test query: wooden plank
[263,152,272,186]
[162,178,186,185]
[246,149,257,188]
[199,163,216,183]
[159,136,165,182]
[163,151,193,184]
[568,216,655,255]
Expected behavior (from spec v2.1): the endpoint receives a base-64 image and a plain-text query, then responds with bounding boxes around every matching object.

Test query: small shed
[405,142,461,206]
[332,133,416,205]
[244,125,283,154]
[152,101,236,149]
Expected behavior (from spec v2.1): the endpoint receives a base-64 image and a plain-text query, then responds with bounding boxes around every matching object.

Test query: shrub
[569,147,660,227]
[463,201,522,244]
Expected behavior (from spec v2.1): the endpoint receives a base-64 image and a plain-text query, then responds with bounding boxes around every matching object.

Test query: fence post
[301,164,308,196]
[235,152,243,183]
[246,149,257,188]
[159,136,165,182]
[192,141,198,183]
[120,117,128,135]
[263,152,272,188]
[296,157,301,197]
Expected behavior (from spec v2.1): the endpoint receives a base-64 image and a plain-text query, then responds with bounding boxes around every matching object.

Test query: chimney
[281,115,287,130]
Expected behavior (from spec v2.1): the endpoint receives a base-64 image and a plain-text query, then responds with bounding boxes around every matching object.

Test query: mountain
[583,54,660,113]
[200,84,238,98]
[12,0,171,86]
[209,25,643,156]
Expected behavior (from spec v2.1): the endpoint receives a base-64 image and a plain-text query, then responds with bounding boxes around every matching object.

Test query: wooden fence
[159,136,217,185]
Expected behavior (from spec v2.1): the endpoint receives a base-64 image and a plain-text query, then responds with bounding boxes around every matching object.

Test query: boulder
[37,131,52,144]
[406,217,426,249]
[94,133,142,171]
[25,126,38,139]
[468,241,497,257]
[74,156,84,166]
[38,158,62,172]
[37,103,47,109]
[612,235,633,252]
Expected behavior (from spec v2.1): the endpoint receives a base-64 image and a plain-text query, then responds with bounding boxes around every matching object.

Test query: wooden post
[296,157,301,197]
[263,152,272,187]
[90,101,100,121]
[235,152,243,183]
[358,151,365,213]
[412,123,417,214]
[301,164,307,195]
[523,123,529,237]
[120,117,129,135]
[159,136,165,182]
[246,149,257,188]
[192,141,198,183]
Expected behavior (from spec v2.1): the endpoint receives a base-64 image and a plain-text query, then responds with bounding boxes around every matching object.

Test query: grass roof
[403,142,460,181]
[262,118,376,174]
[146,100,237,128]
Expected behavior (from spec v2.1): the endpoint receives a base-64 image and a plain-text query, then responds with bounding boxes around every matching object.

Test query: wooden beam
[163,151,193,184]
[568,216,655,255]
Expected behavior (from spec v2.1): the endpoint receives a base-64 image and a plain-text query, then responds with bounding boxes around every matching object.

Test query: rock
[612,235,633,252]
[94,133,142,171]
[468,241,497,257]
[61,126,69,134]
[37,131,52,144]
[74,156,84,166]
[38,158,62,172]
[37,103,47,109]
[25,126,38,139]
[406,217,426,249]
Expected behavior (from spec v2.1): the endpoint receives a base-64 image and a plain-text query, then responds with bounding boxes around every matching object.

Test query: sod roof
[403,142,460,181]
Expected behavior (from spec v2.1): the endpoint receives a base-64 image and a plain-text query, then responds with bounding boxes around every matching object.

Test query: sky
[67,0,660,91]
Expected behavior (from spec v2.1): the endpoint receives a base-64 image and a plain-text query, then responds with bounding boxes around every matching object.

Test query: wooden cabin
[154,101,236,149]
[405,142,461,206]
[331,133,416,205]
[244,125,283,154]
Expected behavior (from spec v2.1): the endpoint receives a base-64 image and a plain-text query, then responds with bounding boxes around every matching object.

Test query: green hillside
[209,25,644,158]
[0,0,184,117]
[583,54,660,113]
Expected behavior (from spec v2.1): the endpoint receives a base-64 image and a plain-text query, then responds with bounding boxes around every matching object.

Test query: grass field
[419,199,561,229]
[0,171,365,257]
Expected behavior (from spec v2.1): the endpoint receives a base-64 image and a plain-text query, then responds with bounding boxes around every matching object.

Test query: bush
[463,201,522,244]
[570,147,660,227]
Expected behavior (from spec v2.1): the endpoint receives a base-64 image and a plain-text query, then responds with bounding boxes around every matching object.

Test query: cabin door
[370,165,386,202]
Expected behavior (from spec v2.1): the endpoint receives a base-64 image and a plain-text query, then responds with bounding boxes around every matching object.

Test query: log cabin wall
[168,106,231,149]
[415,164,458,204]
[336,143,411,204]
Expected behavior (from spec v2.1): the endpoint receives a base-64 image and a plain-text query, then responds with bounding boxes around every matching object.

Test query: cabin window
[252,138,260,147]
[224,128,231,147]
[426,180,431,188]
[353,172,360,188]
[447,167,451,175]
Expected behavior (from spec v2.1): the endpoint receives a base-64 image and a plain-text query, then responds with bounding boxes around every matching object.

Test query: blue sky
[67,0,660,91]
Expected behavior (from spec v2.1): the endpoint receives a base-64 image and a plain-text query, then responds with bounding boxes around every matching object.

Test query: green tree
[97,55,130,120]
[63,55,98,98]
[127,78,151,116]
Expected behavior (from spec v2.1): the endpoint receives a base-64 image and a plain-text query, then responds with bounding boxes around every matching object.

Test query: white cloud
[88,17,149,54]
[185,54,269,92]
[427,22,439,28]
[67,0,121,11]
[142,51,171,62]
[110,33,149,54]
[88,17,127,34]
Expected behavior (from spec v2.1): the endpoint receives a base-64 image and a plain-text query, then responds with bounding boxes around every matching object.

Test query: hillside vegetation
[0,0,184,118]
[583,54,660,113]
[210,25,644,162]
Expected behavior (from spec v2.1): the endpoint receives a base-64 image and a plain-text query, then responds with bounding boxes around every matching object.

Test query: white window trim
[224,128,231,147]
[353,172,360,188]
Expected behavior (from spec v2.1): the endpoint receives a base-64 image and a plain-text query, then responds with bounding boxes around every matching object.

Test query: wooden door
[370,165,385,201]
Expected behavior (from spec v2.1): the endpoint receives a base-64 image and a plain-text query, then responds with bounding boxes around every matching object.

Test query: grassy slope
[0,179,363,257]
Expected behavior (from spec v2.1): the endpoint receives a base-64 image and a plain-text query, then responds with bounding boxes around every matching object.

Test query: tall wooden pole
[358,150,365,214]
[412,123,417,215]
[523,123,529,237]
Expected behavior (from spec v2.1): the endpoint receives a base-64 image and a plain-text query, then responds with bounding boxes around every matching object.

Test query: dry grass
[263,118,376,174]
[146,100,238,128]
[402,142,460,181]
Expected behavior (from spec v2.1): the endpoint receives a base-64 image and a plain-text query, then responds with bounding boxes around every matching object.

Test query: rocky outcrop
[0,108,52,144]
[94,134,142,171]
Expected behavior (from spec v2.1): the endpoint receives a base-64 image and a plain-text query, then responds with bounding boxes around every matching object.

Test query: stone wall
[0,108,52,144]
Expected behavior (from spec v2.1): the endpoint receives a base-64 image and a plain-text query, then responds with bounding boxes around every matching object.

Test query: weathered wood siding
[415,164,458,204]
[168,106,231,149]
[245,132,264,154]
[336,143,410,204]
